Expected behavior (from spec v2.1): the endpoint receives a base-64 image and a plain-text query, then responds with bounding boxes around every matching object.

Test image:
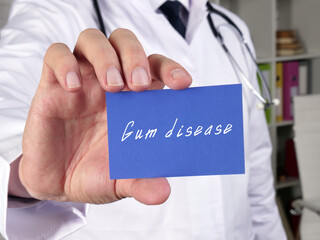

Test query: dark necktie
[159,1,187,38]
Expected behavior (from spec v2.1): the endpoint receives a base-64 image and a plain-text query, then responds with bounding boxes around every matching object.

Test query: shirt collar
[148,0,209,43]
[149,0,190,11]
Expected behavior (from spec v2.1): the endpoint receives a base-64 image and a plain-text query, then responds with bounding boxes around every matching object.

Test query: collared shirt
[0,0,286,239]
[152,0,190,26]
[149,0,190,11]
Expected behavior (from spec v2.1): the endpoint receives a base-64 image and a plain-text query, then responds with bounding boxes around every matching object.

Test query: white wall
[0,0,13,29]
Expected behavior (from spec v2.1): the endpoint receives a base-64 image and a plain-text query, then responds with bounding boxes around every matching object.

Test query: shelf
[275,120,294,127]
[257,57,275,64]
[268,120,293,128]
[276,177,300,190]
[217,1,320,238]
[217,1,319,238]
[276,52,320,62]
[257,52,320,64]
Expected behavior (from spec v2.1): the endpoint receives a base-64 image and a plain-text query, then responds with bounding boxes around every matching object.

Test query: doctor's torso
[64,1,255,240]
[1,0,273,239]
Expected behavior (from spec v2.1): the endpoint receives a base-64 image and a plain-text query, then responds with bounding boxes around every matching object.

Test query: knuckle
[125,45,144,60]
[55,53,73,66]
[47,43,63,52]
[94,50,118,68]
[148,54,167,64]
[109,28,146,61]
[149,54,175,68]
[148,53,161,59]
[78,28,104,44]
[54,55,73,78]
[87,42,119,67]
[44,43,67,61]
[109,28,135,39]
[80,28,101,37]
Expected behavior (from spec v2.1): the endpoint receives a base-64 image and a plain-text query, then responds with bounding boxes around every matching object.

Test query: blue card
[106,84,245,179]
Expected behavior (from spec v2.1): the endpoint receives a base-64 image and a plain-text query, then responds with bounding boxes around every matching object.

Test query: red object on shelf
[285,139,299,177]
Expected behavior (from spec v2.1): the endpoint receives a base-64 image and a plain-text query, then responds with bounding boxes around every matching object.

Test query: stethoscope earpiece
[256,98,280,110]
[272,98,280,106]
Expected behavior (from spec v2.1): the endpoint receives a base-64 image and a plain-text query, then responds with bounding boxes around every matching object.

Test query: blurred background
[0,0,11,29]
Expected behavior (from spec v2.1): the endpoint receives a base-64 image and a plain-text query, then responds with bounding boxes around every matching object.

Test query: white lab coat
[0,0,287,239]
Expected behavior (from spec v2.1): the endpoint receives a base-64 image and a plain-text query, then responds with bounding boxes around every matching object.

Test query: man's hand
[16,28,192,205]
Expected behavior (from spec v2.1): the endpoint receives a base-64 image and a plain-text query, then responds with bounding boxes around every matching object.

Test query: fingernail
[132,67,150,86]
[171,69,189,80]
[66,71,81,89]
[106,67,124,87]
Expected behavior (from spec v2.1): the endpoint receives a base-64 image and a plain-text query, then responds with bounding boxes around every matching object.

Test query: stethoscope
[93,0,279,110]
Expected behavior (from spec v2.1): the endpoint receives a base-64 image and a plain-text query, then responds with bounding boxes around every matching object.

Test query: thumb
[115,178,171,205]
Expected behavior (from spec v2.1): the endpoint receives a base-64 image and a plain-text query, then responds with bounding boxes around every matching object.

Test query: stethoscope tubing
[206,2,275,109]
[93,0,276,109]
